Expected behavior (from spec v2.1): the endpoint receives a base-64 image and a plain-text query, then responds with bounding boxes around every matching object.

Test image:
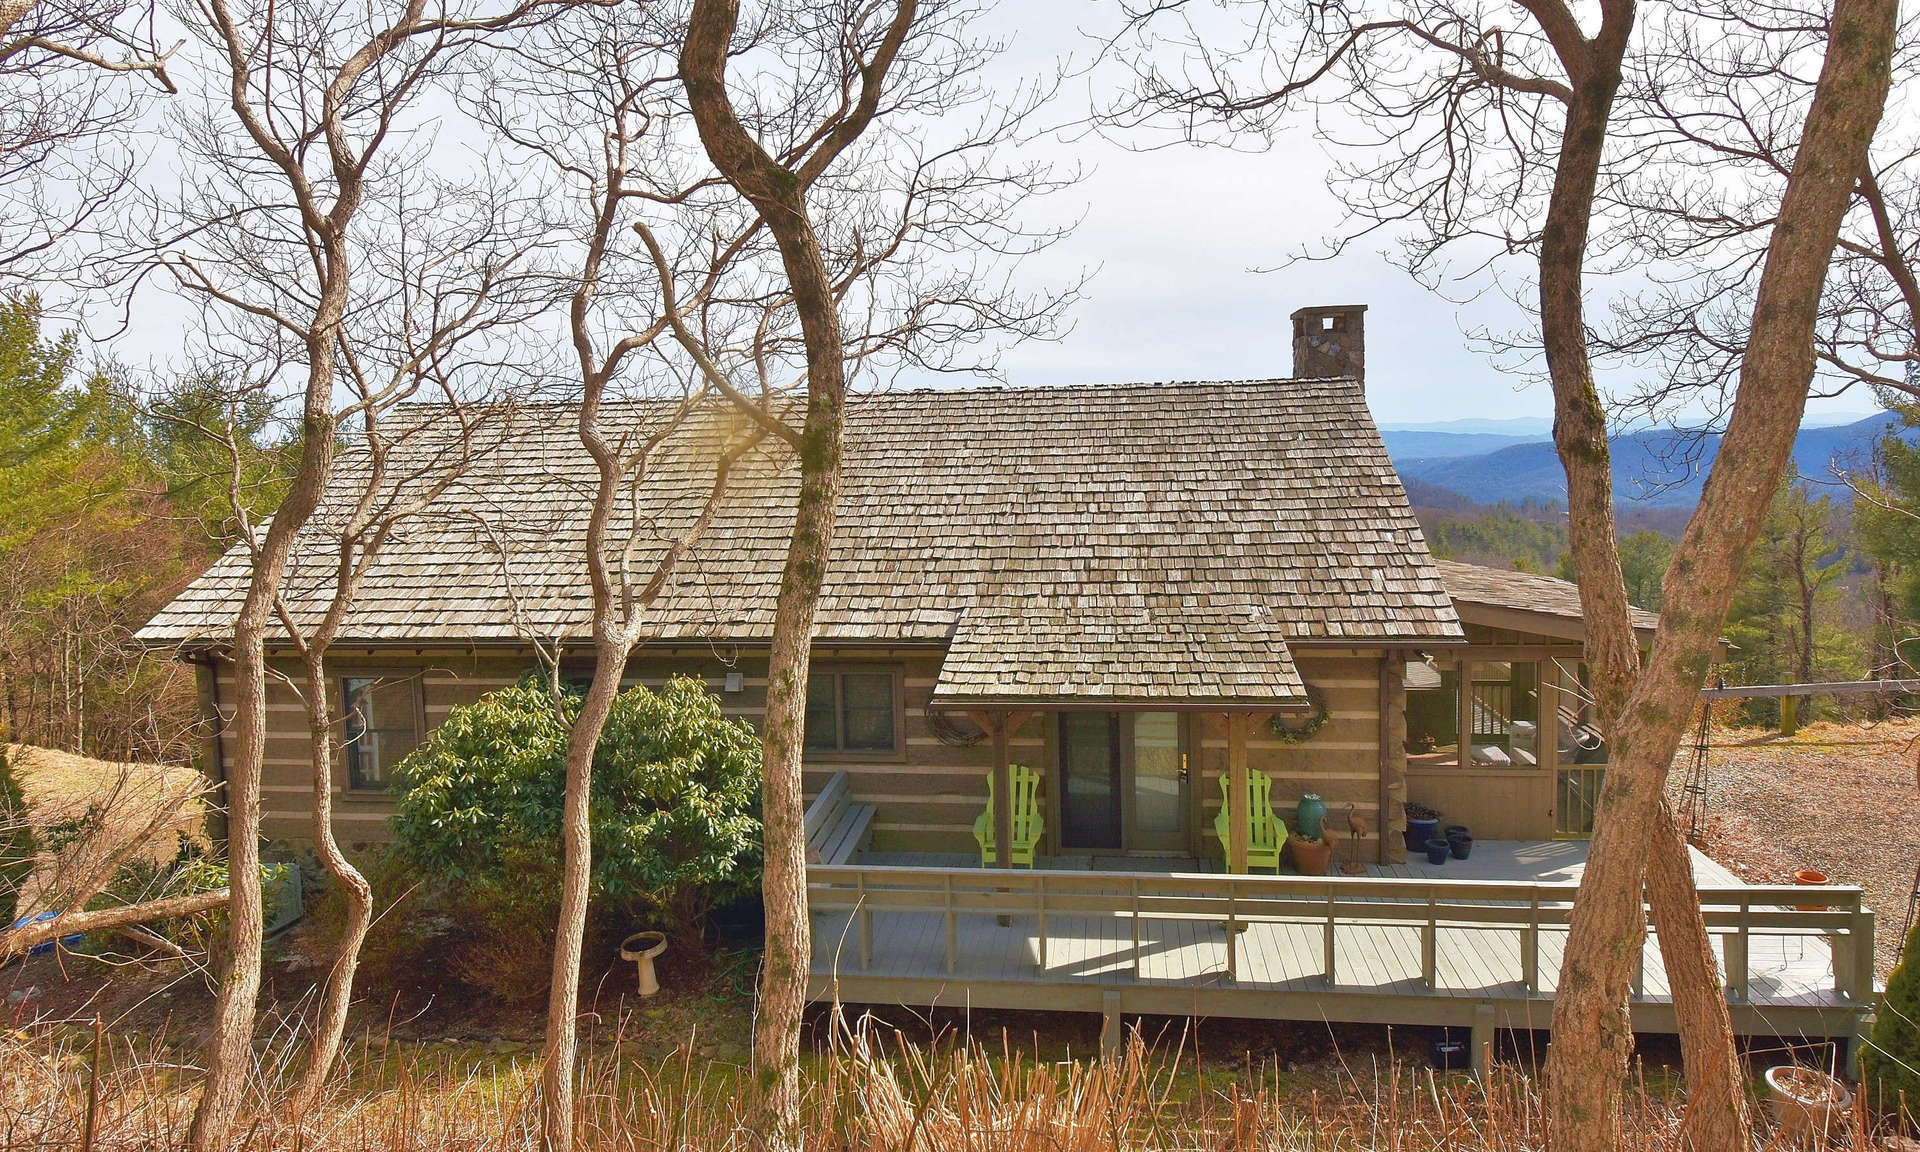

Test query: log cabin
[138,303,1870,1060]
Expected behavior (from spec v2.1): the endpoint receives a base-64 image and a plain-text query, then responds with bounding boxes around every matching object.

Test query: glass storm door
[1128,712,1187,853]
[1059,712,1121,850]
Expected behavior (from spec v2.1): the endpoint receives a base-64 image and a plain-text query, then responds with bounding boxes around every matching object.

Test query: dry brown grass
[0,1014,1893,1151]
[5,743,208,919]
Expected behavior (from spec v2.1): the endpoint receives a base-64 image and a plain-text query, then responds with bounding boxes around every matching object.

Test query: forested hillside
[1408,413,1920,723]
[0,297,291,762]
[1393,414,1897,507]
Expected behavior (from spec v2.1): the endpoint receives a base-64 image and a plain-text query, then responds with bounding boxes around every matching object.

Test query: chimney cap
[1289,304,1369,319]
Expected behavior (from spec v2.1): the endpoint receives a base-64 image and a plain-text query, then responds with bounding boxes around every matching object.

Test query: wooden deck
[807,841,1875,1057]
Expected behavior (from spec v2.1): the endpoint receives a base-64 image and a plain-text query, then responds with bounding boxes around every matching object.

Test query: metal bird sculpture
[1341,804,1368,874]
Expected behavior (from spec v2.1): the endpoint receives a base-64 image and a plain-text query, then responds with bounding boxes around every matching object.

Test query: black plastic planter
[1425,839,1450,865]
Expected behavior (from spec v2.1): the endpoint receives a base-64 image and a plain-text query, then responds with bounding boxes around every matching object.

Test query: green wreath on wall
[1268,684,1331,743]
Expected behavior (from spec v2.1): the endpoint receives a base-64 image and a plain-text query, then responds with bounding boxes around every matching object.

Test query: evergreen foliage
[0,296,294,760]
[1721,479,1861,720]
[0,747,35,929]
[1425,503,1569,572]
[1864,917,1920,1120]
[392,675,763,960]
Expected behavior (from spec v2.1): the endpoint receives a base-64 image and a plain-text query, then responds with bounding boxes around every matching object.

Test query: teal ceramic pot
[1296,793,1327,841]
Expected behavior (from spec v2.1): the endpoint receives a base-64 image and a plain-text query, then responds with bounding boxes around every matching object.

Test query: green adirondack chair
[973,763,1043,867]
[1214,769,1287,872]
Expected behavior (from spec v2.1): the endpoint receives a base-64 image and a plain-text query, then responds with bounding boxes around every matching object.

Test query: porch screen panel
[1059,711,1120,850]
[1468,661,1541,766]
[1404,662,1460,767]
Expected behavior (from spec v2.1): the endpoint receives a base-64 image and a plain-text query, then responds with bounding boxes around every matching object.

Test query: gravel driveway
[1675,719,1919,980]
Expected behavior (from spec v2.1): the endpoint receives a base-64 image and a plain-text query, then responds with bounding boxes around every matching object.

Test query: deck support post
[1470,1002,1496,1081]
[1224,714,1254,874]
[1101,990,1124,1060]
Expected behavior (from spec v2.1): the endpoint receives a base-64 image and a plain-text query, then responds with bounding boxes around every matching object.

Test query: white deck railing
[807,863,1876,1004]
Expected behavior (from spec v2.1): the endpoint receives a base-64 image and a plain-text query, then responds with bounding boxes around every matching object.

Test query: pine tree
[1863,917,1920,1120]
[0,746,35,929]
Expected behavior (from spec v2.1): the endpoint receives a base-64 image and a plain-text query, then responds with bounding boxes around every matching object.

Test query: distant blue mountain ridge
[1386,412,1902,508]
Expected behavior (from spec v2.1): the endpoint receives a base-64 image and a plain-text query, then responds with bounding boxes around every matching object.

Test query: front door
[1128,711,1187,853]
[1057,711,1189,854]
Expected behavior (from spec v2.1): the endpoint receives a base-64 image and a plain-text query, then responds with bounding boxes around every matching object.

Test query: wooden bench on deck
[805,771,876,865]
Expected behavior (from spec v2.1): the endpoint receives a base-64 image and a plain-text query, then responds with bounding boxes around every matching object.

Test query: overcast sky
[931,3,1884,429]
[98,1,1883,432]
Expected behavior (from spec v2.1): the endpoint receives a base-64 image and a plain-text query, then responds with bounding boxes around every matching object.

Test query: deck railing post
[1633,935,1646,1001]
[1130,878,1142,978]
[1226,885,1238,984]
[1422,891,1438,991]
[858,872,871,971]
[1522,892,1539,994]
[1037,874,1048,972]
[1323,887,1337,988]
[944,873,956,975]
[1851,905,1875,1002]
[1727,894,1750,1003]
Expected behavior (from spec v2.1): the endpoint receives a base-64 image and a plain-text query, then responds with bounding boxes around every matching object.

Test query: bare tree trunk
[1526,0,1781,1143]
[187,401,337,1152]
[1645,801,1749,1151]
[288,650,372,1113]
[1796,528,1817,683]
[538,641,623,1149]
[681,2,917,1144]
[1546,0,1895,1146]
[748,416,842,1144]
[1523,4,1738,1143]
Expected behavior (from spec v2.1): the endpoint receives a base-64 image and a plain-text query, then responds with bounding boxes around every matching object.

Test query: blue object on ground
[1425,839,1451,865]
[11,910,84,956]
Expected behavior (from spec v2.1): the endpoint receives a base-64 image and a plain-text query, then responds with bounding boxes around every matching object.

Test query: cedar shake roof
[139,378,1465,705]
[1436,560,1661,634]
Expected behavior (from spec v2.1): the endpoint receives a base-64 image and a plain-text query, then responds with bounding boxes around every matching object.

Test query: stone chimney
[1291,304,1367,384]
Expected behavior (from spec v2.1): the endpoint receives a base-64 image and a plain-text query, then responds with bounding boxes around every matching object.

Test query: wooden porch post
[1224,713,1251,874]
[1378,656,1396,865]
[990,715,1013,868]
[1456,657,1473,765]
[972,710,1036,869]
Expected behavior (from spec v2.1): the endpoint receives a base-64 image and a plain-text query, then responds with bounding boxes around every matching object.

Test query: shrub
[1865,918,1920,1120]
[1,748,35,927]
[392,675,762,980]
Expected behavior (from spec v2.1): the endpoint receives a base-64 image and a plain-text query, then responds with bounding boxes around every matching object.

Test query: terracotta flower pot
[1793,869,1830,912]
[1287,834,1337,876]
